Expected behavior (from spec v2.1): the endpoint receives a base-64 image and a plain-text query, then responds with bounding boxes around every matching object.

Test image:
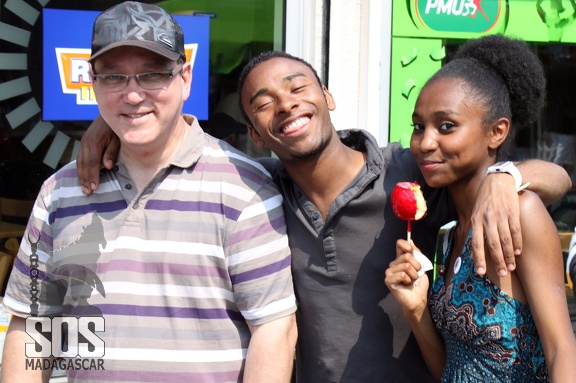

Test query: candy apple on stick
[391,182,427,242]
[391,181,432,280]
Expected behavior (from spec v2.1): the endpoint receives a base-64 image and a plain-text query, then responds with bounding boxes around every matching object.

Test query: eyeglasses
[91,65,183,91]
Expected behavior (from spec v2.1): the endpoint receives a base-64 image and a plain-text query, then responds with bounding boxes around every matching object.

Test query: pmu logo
[55,44,199,105]
[412,0,504,33]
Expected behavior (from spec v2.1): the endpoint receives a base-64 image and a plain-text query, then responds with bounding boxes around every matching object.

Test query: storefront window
[0,0,284,228]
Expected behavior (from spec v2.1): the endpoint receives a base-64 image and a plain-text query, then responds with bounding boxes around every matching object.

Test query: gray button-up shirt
[262,129,456,383]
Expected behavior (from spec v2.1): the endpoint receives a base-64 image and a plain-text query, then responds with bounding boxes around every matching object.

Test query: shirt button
[133,203,139,209]
[125,184,132,190]
[312,213,319,220]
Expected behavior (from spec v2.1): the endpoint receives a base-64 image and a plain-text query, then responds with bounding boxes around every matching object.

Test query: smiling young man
[75,50,571,382]
[235,51,570,382]
[1,4,296,383]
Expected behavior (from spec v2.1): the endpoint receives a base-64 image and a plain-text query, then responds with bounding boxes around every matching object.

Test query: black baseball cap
[89,1,186,63]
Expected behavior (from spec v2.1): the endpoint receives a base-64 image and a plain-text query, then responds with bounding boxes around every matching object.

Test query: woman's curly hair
[427,34,546,159]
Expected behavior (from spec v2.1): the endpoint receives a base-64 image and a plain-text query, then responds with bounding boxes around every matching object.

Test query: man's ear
[488,117,510,150]
[248,126,266,148]
[322,85,336,111]
[181,62,193,100]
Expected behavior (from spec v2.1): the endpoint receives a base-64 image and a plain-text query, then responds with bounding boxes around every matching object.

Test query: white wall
[285,0,326,81]
[285,0,392,145]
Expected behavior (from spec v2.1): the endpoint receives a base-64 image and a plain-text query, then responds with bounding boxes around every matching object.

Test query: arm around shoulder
[77,115,119,195]
[515,159,571,205]
[471,159,571,276]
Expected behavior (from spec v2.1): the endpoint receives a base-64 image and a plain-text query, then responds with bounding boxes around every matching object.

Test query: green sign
[389,0,576,149]
[411,0,503,33]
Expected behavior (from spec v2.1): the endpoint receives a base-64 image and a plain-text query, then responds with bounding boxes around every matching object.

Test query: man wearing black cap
[0,2,297,382]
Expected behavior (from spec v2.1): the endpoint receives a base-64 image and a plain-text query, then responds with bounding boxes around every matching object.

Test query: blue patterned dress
[429,227,548,382]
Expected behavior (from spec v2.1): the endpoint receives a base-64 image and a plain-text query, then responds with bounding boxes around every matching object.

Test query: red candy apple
[391,182,427,241]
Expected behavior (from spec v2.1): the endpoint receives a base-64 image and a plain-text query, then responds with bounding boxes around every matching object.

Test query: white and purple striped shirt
[3,117,296,382]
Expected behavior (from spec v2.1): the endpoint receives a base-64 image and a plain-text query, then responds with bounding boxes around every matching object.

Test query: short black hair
[426,34,546,159]
[237,51,323,125]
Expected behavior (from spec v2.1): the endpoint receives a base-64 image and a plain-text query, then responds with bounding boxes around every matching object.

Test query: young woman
[385,34,576,382]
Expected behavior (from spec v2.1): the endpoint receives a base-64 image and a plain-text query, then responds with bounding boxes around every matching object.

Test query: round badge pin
[453,256,462,274]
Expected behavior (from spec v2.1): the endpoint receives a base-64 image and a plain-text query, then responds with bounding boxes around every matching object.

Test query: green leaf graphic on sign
[402,78,417,99]
[430,46,446,61]
[401,48,419,66]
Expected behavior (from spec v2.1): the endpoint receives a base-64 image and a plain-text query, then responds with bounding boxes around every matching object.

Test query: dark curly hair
[427,34,546,159]
[236,51,323,125]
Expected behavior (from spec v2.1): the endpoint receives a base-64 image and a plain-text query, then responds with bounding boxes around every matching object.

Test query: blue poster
[43,8,209,121]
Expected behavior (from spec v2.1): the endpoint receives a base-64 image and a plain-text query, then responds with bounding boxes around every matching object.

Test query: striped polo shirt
[3,117,296,382]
